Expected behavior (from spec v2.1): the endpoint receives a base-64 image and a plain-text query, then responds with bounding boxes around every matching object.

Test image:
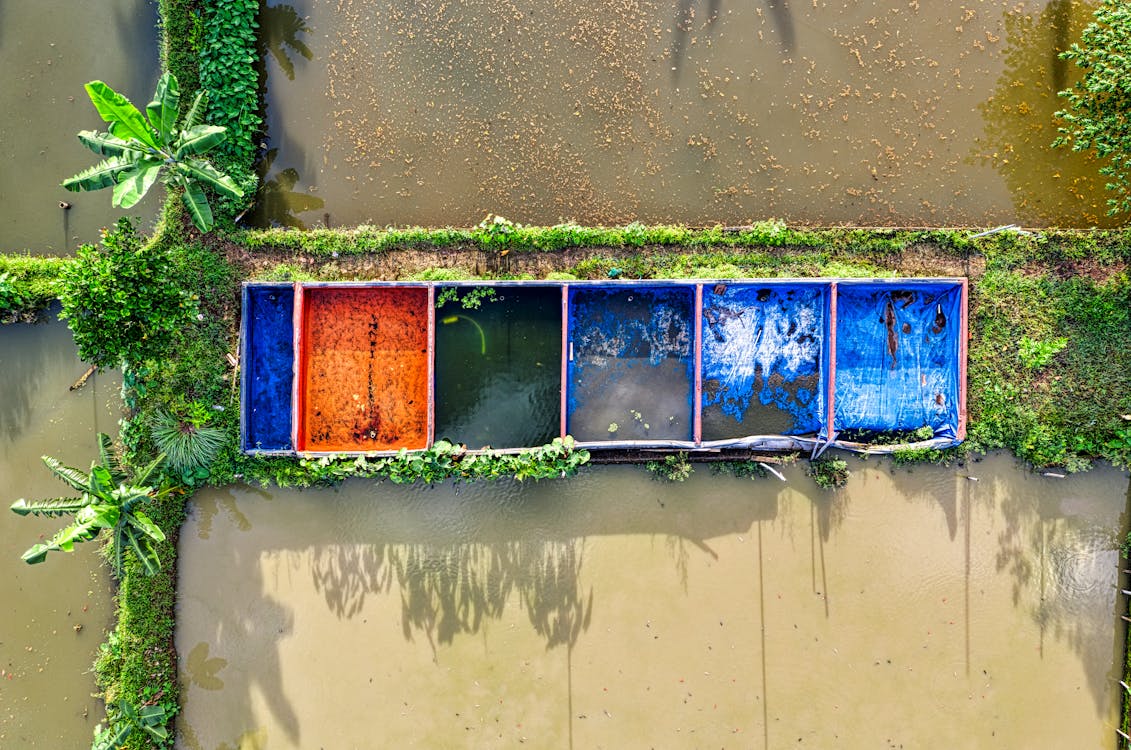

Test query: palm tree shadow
[262,4,314,81]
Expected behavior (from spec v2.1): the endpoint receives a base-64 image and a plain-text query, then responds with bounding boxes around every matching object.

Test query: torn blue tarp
[567,285,695,443]
[241,284,295,452]
[833,281,963,437]
[700,282,828,438]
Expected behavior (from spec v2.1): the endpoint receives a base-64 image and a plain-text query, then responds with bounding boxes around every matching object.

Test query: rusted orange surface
[299,287,429,451]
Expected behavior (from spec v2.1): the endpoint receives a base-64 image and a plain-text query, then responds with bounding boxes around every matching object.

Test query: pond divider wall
[239,279,967,457]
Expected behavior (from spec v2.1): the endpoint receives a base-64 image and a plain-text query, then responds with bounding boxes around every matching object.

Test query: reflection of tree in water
[671,0,794,79]
[247,148,325,229]
[993,471,1122,715]
[262,4,313,81]
[975,0,1113,227]
[310,538,592,656]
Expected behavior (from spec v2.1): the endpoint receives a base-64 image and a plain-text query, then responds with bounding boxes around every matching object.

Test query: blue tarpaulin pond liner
[240,283,296,453]
[832,281,965,439]
[238,278,967,456]
[566,285,696,445]
[700,282,829,440]
[433,284,562,449]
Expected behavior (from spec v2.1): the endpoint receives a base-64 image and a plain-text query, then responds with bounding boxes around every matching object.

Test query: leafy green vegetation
[63,73,243,231]
[0,255,71,322]
[1055,0,1131,216]
[234,221,1131,263]
[241,438,591,487]
[149,406,227,479]
[9,434,169,578]
[91,699,172,750]
[58,218,198,370]
[93,487,185,750]
[646,452,694,482]
[967,270,1131,471]
[807,458,850,490]
[199,0,261,219]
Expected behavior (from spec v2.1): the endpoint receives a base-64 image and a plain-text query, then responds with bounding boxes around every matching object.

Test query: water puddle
[177,453,1128,748]
[0,0,160,253]
[253,0,1115,228]
[0,312,121,747]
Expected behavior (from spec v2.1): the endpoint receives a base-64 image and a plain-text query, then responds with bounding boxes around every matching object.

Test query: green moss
[0,255,70,322]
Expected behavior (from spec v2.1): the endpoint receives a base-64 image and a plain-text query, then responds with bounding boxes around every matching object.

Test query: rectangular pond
[833,280,966,438]
[700,282,829,441]
[433,284,562,450]
[240,284,296,453]
[177,455,1129,749]
[252,0,1115,229]
[566,285,695,444]
[297,284,431,452]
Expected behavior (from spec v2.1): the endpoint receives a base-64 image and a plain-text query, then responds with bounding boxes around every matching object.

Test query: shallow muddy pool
[0,313,122,747]
[177,453,1128,749]
[254,0,1115,229]
[0,0,160,253]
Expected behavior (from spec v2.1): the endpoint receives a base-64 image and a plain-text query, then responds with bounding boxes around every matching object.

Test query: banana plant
[10,434,170,578]
[62,72,243,232]
[91,699,171,750]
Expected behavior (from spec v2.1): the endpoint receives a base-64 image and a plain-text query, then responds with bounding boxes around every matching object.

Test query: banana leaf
[41,455,91,493]
[9,496,90,517]
[61,156,133,193]
[111,160,163,209]
[146,72,180,145]
[175,125,227,158]
[77,130,144,158]
[180,180,214,232]
[85,80,159,150]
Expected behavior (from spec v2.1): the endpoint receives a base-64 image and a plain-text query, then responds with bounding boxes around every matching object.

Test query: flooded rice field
[0,312,121,747]
[0,0,160,254]
[254,0,1115,229]
[178,453,1129,749]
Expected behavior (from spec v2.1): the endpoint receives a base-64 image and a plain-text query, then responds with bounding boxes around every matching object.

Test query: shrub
[807,458,849,490]
[1054,0,1131,215]
[646,452,694,482]
[58,219,196,369]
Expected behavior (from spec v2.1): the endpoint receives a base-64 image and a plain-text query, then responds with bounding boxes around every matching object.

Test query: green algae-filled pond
[177,455,1129,749]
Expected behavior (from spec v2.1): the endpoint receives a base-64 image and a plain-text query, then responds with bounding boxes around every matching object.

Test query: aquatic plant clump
[807,458,849,490]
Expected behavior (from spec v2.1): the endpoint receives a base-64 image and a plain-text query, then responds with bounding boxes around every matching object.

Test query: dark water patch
[433,286,562,449]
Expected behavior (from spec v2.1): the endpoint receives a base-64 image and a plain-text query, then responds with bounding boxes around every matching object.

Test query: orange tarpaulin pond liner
[297,286,431,452]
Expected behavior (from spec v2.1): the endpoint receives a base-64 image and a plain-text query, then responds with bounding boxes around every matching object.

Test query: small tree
[10,434,170,578]
[63,72,243,231]
[1053,1,1131,217]
[58,218,196,370]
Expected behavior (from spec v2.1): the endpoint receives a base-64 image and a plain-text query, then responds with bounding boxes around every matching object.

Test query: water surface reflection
[178,454,1127,748]
[0,314,121,747]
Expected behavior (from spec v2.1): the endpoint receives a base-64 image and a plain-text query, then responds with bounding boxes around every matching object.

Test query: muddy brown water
[0,0,160,254]
[177,453,1129,749]
[0,312,122,747]
[254,0,1116,230]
